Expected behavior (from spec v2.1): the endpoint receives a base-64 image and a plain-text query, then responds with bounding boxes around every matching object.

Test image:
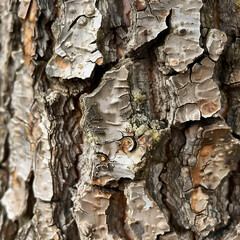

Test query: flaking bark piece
[156,0,203,74]
[190,123,240,190]
[1,64,34,221]
[94,142,146,181]
[73,186,113,240]
[33,201,61,240]
[189,187,209,213]
[33,119,53,201]
[46,0,103,79]
[191,57,215,83]
[206,29,227,61]
[80,59,132,143]
[165,57,221,123]
[1,173,28,221]
[162,121,240,235]
[80,59,163,184]
[18,0,31,19]
[127,1,169,51]
[124,180,170,240]
[1,119,32,220]
[174,104,201,123]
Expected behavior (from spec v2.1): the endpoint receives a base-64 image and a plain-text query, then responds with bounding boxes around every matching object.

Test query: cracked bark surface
[1,0,240,239]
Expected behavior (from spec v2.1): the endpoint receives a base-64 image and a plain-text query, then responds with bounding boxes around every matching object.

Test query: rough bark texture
[1,0,240,239]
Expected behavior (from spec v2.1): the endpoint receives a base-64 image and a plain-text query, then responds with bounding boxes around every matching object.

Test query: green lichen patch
[133,92,147,103]
[236,0,240,8]
[87,132,99,143]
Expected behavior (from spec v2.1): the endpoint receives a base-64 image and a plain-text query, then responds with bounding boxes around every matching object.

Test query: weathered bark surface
[1,0,240,239]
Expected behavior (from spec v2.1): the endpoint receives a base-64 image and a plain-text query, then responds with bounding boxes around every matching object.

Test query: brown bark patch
[55,57,70,69]
[92,176,117,187]
[161,10,169,17]
[94,188,112,199]
[199,145,214,158]
[191,145,214,186]
[199,100,219,116]
[190,187,209,213]
[121,0,131,28]
[97,153,109,164]
[96,57,104,65]
[11,170,22,188]
[22,0,37,66]
[117,46,125,58]
[120,137,135,152]
[133,0,147,11]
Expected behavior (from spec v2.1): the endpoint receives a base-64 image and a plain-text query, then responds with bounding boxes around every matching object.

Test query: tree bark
[1,0,240,239]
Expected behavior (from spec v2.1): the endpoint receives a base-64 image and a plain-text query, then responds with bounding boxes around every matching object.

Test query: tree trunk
[1,0,240,239]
